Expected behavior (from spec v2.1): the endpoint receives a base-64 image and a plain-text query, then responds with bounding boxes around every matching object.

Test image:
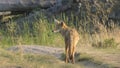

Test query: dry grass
[0,47,83,68]
[79,22,120,49]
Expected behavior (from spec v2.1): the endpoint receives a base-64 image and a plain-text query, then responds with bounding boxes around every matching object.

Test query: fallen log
[0,0,57,12]
[0,0,76,16]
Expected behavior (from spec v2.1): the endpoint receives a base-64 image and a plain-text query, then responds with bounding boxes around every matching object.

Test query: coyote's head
[52,19,67,33]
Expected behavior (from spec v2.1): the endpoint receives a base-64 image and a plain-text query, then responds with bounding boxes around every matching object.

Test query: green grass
[0,8,120,49]
[0,14,64,48]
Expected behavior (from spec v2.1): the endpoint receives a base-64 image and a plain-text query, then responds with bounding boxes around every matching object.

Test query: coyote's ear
[54,19,60,24]
[60,21,64,26]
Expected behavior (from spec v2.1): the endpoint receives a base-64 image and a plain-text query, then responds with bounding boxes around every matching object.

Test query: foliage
[92,38,119,48]
[0,13,64,48]
[0,10,120,49]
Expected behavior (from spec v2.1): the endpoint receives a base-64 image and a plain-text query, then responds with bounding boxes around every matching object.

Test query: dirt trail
[8,45,120,68]
[8,45,63,58]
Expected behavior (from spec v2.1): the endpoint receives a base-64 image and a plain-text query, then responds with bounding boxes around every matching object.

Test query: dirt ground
[8,45,120,68]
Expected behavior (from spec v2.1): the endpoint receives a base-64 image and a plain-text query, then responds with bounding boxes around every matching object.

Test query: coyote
[52,19,79,64]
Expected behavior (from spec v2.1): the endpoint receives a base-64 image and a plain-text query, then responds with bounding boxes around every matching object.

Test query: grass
[0,48,83,68]
[0,11,120,48]
[0,47,109,68]
[0,14,64,48]
[0,7,120,68]
[92,38,119,48]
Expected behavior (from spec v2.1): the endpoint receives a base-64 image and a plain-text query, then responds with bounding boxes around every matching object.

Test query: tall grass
[0,11,120,49]
[0,14,60,48]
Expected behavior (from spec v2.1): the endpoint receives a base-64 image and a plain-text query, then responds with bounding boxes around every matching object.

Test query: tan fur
[53,19,79,64]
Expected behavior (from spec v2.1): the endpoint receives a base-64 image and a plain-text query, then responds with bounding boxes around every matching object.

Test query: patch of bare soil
[7,45,119,68]
[8,45,63,58]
